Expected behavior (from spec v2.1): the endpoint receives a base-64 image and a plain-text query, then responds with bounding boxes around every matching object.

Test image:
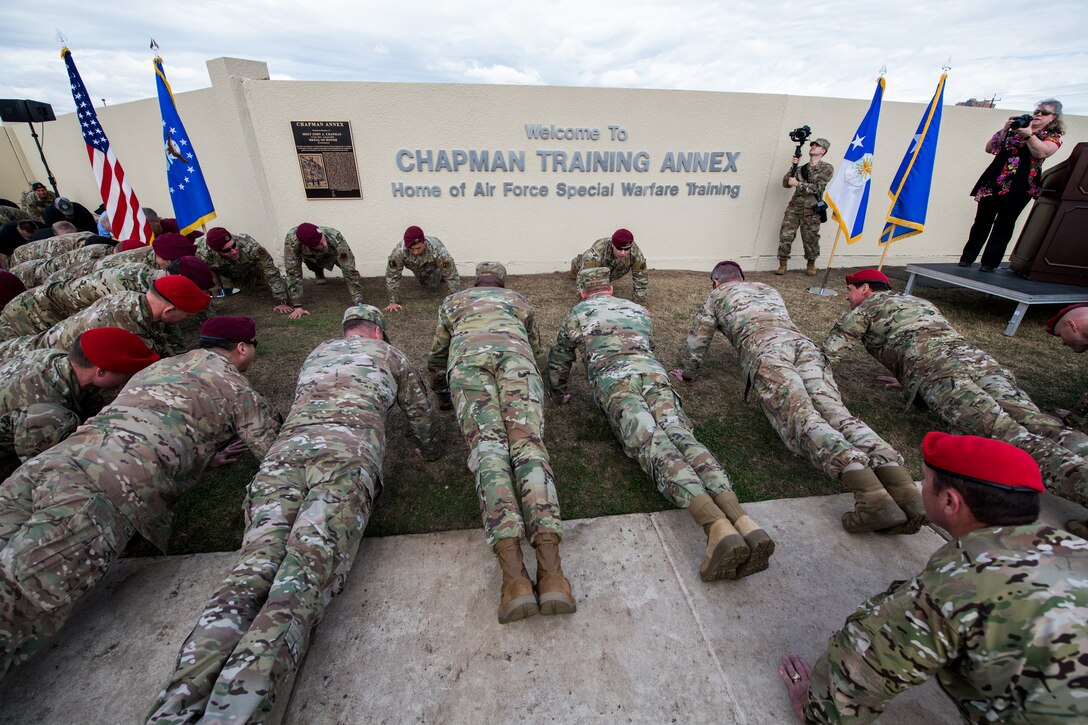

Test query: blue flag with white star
[881,73,947,244]
[824,77,884,244]
[154,56,215,234]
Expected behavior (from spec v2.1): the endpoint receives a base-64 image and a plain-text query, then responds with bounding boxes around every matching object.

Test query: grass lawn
[43,263,1083,557]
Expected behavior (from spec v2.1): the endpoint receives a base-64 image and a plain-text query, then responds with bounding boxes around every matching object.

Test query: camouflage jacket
[804,524,1088,723]
[0,205,29,225]
[427,286,543,393]
[19,188,56,220]
[577,237,649,304]
[783,160,834,206]
[678,281,813,383]
[548,294,661,396]
[283,225,364,305]
[282,337,440,491]
[197,232,288,304]
[9,244,111,288]
[8,230,94,267]
[385,236,460,304]
[95,244,156,272]
[0,291,178,363]
[821,291,1007,402]
[46,349,281,549]
[0,349,84,460]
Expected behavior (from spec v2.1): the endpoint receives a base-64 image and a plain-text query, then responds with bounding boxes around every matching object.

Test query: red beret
[201,315,256,344]
[295,223,323,248]
[845,268,890,286]
[0,270,27,310]
[1045,303,1088,336]
[205,227,231,251]
[922,431,1043,492]
[153,232,198,261]
[712,260,744,280]
[153,275,211,313]
[79,327,160,374]
[120,239,148,253]
[611,228,634,249]
[159,218,180,234]
[403,225,425,245]
[173,256,215,291]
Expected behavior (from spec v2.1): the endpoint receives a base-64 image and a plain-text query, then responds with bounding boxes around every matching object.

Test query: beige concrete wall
[0,126,33,202]
[4,60,1084,275]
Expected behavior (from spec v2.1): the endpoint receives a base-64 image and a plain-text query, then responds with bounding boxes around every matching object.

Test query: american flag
[61,47,151,242]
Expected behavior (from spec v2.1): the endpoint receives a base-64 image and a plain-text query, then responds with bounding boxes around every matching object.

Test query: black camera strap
[800,164,810,182]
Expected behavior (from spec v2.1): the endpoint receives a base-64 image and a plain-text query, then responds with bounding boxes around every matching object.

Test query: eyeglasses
[1033,109,1056,116]
[219,242,237,253]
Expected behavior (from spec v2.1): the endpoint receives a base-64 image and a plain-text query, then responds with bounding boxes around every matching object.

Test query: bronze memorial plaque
[291,121,362,199]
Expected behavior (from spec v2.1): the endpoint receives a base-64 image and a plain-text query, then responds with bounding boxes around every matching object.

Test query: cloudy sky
[2,1,1086,118]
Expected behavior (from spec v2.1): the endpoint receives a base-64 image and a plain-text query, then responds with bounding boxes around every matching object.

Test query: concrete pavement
[1,491,1083,723]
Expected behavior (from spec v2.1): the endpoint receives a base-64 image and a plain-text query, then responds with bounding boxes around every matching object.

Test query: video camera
[788,125,813,173]
[1008,114,1033,131]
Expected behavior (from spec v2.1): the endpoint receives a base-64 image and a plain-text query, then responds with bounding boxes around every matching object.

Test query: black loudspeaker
[0,99,56,123]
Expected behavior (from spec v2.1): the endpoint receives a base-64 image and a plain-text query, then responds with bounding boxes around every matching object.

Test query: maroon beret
[403,225,425,246]
[712,260,744,280]
[120,239,148,252]
[80,327,160,374]
[153,232,198,261]
[1045,303,1088,336]
[0,270,27,310]
[295,223,323,248]
[159,218,181,234]
[205,227,231,251]
[845,268,890,286]
[922,431,1043,492]
[201,315,257,344]
[153,275,211,313]
[611,228,634,249]
[173,256,215,291]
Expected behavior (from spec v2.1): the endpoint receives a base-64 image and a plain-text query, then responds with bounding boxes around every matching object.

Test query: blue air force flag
[825,78,885,244]
[154,56,215,234]
[881,73,947,244]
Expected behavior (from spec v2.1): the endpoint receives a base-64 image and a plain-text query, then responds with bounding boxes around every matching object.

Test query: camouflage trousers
[596,372,733,508]
[750,339,902,479]
[449,350,563,549]
[0,467,132,679]
[147,427,375,724]
[923,373,1088,505]
[0,403,82,462]
[413,266,446,288]
[777,200,822,260]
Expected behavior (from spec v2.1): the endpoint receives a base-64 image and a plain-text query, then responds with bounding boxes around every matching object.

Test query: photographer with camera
[777,129,833,276]
[958,99,1064,272]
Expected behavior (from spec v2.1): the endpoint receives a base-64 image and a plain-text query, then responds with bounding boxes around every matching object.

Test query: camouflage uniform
[283,225,364,306]
[0,291,183,363]
[428,286,564,548]
[385,236,460,304]
[0,349,281,677]
[570,237,649,304]
[822,291,1088,503]
[778,159,833,261]
[147,335,438,724]
[7,231,94,268]
[8,244,111,289]
[0,264,161,340]
[804,524,1088,723]
[18,188,55,221]
[93,245,156,273]
[196,232,288,304]
[549,293,735,507]
[0,206,29,226]
[679,281,901,478]
[0,349,87,461]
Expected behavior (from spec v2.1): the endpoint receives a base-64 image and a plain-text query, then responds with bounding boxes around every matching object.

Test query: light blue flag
[154,55,215,235]
[881,73,947,244]
[824,77,885,244]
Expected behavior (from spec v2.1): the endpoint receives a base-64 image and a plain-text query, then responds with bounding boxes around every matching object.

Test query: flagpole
[877,240,892,270]
[809,226,842,297]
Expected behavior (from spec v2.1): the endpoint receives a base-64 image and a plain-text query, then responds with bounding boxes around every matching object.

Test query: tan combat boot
[494,537,539,624]
[840,467,908,533]
[712,491,775,578]
[689,494,749,581]
[805,260,817,276]
[532,532,576,616]
[774,258,788,275]
[874,466,927,534]
[1066,519,1088,539]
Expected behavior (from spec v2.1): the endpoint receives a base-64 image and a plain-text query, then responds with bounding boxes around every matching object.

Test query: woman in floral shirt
[958,98,1064,272]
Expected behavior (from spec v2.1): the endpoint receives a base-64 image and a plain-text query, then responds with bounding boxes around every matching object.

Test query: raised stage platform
[904,263,1088,336]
